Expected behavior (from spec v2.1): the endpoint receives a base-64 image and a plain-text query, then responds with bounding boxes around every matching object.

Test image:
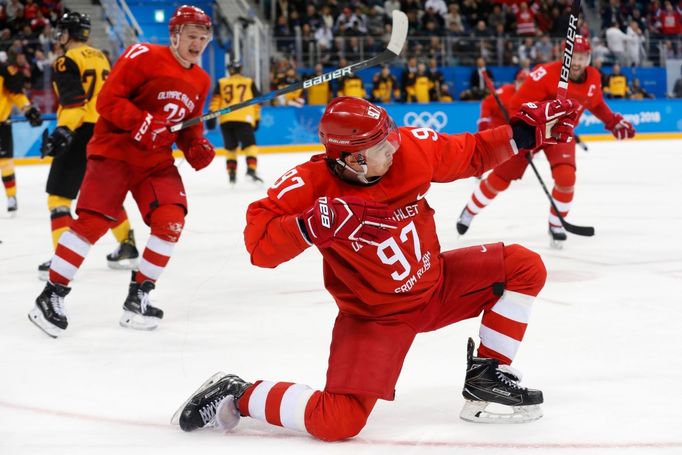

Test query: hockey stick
[169,10,409,133]
[482,72,594,237]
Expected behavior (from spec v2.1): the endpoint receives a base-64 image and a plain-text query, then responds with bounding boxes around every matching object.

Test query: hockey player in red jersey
[456,36,636,248]
[28,5,216,338]
[477,69,528,132]
[173,96,580,439]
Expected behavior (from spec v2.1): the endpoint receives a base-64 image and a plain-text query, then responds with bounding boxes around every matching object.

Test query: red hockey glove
[511,98,580,151]
[184,138,215,171]
[605,114,635,140]
[131,112,177,150]
[299,196,397,248]
[477,117,492,132]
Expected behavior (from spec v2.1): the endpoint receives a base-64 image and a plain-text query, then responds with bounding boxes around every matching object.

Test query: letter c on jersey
[403,111,448,131]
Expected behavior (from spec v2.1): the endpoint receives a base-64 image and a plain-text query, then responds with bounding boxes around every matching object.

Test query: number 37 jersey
[53,45,110,130]
[245,125,516,318]
[88,44,210,167]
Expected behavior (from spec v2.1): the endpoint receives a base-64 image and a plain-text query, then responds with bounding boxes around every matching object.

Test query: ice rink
[1,138,681,455]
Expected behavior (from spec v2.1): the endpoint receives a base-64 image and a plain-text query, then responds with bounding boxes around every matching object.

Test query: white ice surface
[1,139,681,454]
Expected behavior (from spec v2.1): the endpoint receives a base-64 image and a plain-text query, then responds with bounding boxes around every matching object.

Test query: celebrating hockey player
[173,95,580,439]
[28,5,215,337]
[456,36,636,248]
[38,11,139,281]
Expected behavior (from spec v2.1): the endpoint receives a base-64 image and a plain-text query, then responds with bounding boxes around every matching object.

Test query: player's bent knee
[503,244,547,297]
[150,204,185,242]
[305,393,375,442]
[551,164,576,189]
[70,210,111,244]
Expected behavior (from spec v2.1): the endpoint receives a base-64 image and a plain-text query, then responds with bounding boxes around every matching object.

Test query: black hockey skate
[548,225,567,250]
[28,281,71,338]
[119,271,163,330]
[246,168,264,183]
[456,207,474,235]
[107,230,139,269]
[460,338,543,423]
[172,372,252,432]
[228,170,237,185]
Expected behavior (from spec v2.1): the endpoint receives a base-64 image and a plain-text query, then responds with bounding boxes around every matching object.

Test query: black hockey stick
[169,10,409,133]
[482,73,594,237]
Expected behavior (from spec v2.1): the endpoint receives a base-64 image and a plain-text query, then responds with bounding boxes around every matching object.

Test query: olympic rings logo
[403,111,448,131]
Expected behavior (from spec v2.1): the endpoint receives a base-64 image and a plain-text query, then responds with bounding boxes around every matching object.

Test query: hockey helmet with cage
[319,97,400,161]
[228,59,243,74]
[55,11,91,42]
[169,5,212,35]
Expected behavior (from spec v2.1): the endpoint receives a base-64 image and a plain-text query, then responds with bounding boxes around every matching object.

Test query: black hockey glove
[41,126,75,158]
[24,105,43,127]
[205,117,217,130]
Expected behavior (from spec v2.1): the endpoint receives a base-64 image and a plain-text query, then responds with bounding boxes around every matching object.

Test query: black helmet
[228,60,242,73]
[56,11,92,42]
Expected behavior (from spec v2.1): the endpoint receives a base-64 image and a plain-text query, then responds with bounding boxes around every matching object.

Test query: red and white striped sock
[136,235,176,284]
[464,173,510,217]
[548,187,573,229]
[49,230,91,286]
[478,290,535,364]
[238,380,315,433]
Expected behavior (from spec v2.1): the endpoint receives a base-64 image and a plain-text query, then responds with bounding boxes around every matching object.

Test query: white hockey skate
[548,225,567,250]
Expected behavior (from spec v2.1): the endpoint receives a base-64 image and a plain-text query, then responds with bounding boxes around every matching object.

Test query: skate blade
[107,258,140,270]
[119,310,160,330]
[171,372,228,426]
[460,399,543,424]
[28,307,64,338]
[549,239,565,250]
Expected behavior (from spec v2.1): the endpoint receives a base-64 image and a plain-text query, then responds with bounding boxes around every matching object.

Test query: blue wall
[15,99,682,158]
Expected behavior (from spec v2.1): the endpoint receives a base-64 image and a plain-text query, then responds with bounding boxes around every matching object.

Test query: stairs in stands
[62,0,112,55]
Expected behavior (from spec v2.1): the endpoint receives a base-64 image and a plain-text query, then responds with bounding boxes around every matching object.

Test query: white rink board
[1,139,682,455]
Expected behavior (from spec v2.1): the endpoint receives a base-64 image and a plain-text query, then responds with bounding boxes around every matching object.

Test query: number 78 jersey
[53,44,111,129]
[245,125,516,318]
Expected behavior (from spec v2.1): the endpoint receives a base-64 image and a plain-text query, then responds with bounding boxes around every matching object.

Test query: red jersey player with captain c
[457,36,636,248]
[29,5,216,337]
[173,95,580,440]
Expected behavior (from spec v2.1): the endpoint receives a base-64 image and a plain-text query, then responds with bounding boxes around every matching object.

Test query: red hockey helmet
[573,35,591,54]
[169,5,212,34]
[515,69,529,83]
[319,97,400,160]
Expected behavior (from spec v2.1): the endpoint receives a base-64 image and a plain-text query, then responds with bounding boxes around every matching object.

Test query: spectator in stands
[591,37,611,64]
[400,56,418,101]
[406,62,434,103]
[427,57,445,101]
[444,3,465,35]
[550,5,570,37]
[604,64,629,98]
[518,37,537,65]
[337,57,366,99]
[371,64,400,103]
[303,4,322,31]
[606,21,629,66]
[6,0,24,23]
[514,2,537,37]
[425,0,447,18]
[384,0,401,18]
[460,57,491,101]
[305,63,332,106]
[655,1,682,37]
[367,6,385,37]
[438,82,454,101]
[534,35,554,63]
[487,4,507,33]
[626,20,645,66]
[314,22,333,63]
[601,0,626,30]
[629,78,655,99]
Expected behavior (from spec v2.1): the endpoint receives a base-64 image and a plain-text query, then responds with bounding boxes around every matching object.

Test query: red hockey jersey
[509,61,616,125]
[478,83,516,130]
[245,126,516,318]
[88,43,211,167]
